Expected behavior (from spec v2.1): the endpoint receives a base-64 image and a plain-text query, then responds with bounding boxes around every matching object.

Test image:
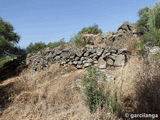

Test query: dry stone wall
[26,46,128,72]
[26,22,139,73]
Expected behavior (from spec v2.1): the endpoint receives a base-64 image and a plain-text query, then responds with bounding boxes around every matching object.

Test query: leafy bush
[81,67,120,113]
[136,7,150,34]
[70,34,85,48]
[143,27,160,46]
[78,24,102,35]
[26,42,46,53]
[70,24,102,47]
[108,90,120,113]
[26,40,66,54]
[136,2,160,49]
[47,40,65,48]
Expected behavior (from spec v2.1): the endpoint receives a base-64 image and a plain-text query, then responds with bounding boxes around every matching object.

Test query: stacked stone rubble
[26,46,127,72]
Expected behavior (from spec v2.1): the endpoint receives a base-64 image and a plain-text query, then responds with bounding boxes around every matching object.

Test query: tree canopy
[136,2,160,47]
[0,18,20,55]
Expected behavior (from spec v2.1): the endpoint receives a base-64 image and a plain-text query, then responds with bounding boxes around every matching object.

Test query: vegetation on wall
[26,42,46,53]
[70,24,102,47]
[26,40,66,54]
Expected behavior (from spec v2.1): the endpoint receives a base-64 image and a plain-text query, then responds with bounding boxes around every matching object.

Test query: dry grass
[0,54,159,120]
[134,59,160,115]
[109,56,160,118]
[0,63,122,120]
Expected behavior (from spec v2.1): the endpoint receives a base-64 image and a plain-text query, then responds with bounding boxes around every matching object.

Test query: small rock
[80,57,85,61]
[98,58,107,69]
[99,64,106,69]
[86,59,93,63]
[55,50,62,55]
[83,63,92,67]
[107,59,114,66]
[110,49,117,53]
[73,61,78,65]
[109,55,116,60]
[84,51,90,56]
[54,56,61,61]
[118,48,127,54]
[94,61,98,64]
[77,65,83,69]
[77,61,82,65]
[75,56,80,61]
[96,48,104,56]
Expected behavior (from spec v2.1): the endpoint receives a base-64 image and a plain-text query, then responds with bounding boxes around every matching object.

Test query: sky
[0,0,158,48]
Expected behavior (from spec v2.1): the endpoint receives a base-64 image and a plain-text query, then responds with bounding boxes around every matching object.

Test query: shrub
[81,67,120,113]
[70,34,85,48]
[70,24,102,47]
[143,27,160,47]
[135,2,160,58]
[136,7,150,34]
[47,40,65,49]
[26,42,46,53]
[136,2,160,50]
[78,24,102,35]
[108,90,120,113]
[26,40,66,54]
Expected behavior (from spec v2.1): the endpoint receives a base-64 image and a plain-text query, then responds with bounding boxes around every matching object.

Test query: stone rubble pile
[26,22,139,73]
[81,22,139,48]
[26,46,127,72]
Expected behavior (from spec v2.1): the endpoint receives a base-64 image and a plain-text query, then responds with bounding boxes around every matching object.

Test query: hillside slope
[0,22,159,120]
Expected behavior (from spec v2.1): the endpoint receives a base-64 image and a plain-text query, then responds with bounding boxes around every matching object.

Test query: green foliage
[70,24,102,47]
[26,42,46,53]
[82,67,120,113]
[78,24,102,35]
[70,34,86,48]
[136,1,160,56]
[82,67,106,112]
[0,18,20,43]
[26,40,66,53]
[148,2,160,29]
[47,40,65,48]
[136,7,150,34]
[152,51,160,60]
[0,55,12,68]
[108,90,120,113]
[143,27,160,46]
[0,18,20,55]
[0,36,13,55]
